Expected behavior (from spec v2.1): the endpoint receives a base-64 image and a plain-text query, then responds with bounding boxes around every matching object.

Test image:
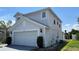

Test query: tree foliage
[77,17,79,24]
[0,20,12,43]
[76,33,79,40]
[65,29,79,39]
[0,20,12,29]
[71,29,79,34]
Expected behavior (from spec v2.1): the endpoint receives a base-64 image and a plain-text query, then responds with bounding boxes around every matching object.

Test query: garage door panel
[13,31,38,47]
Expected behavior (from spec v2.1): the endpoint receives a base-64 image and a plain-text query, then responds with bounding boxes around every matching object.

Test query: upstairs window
[59,24,61,28]
[57,21,58,25]
[54,20,56,25]
[42,12,46,18]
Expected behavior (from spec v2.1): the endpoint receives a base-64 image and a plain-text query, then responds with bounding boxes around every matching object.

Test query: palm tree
[0,20,12,28]
[0,20,12,43]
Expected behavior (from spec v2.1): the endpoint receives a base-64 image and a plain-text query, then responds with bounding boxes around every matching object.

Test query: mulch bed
[32,41,68,51]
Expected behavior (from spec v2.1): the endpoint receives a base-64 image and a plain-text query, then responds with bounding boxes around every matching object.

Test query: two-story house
[9,8,62,47]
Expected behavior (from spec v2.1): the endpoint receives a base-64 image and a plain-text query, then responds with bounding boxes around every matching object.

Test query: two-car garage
[12,31,38,47]
[10,16,46,47]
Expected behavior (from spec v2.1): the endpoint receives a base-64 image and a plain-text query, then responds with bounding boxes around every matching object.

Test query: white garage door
[13,31,38,47]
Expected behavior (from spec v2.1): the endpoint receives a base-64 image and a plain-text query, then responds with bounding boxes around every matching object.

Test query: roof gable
[10,15,48,31]
[23,7,62,23]
[14,7,62,28]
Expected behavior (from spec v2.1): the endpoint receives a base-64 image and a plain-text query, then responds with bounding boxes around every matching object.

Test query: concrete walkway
[0,45,36,51]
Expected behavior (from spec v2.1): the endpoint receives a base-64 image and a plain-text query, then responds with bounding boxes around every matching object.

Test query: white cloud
[64,24,70,27]
[62,23,79,32]
[72,24,79,30]
[62,24,72,32]
[11,20,15,25]
[0,14,15,25]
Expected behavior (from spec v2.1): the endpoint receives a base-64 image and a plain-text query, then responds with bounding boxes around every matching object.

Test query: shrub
[59,40,65,44]
[76,33,79,40]
[6,37,12,45]
[37,36,44,48]
[0,39,6,44]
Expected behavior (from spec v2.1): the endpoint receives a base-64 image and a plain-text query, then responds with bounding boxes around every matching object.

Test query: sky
[0,7,79,32]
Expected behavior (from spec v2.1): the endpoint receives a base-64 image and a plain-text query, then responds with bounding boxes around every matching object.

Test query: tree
[76,33,79,40]
[77,17,79,24]
[67,29,79,40]
[68,32,72,39]
[0,20,12,28]
[70,29,79,34]
[0,20,12,43]
[64,30,69,39]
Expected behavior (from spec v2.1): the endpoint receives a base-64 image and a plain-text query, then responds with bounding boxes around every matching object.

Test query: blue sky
[0,7,79,32]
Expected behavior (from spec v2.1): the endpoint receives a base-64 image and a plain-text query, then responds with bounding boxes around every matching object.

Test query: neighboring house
[9,8,62,47]
[72,34,76,40]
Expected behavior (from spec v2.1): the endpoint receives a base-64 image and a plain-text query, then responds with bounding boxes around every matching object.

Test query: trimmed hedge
[37,36,44,48]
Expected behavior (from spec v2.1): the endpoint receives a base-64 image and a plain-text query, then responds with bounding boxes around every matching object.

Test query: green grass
[54,41,68,51]
[61,40,79,51]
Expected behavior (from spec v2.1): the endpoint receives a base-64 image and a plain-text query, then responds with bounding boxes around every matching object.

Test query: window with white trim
[59,24,61,28]
[54,20,56,25]
[42,12,46,18]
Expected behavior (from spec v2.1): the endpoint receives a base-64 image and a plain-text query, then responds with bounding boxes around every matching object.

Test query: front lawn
[61,40,79,51]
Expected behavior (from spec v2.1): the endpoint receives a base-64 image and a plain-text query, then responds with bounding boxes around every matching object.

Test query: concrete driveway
[0,45,36,51]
